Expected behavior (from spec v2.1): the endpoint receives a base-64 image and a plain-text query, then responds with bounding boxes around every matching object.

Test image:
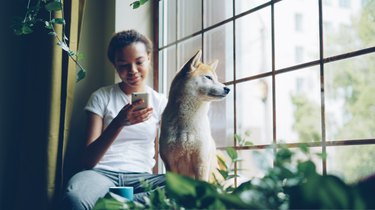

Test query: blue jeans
[61,169,165,210]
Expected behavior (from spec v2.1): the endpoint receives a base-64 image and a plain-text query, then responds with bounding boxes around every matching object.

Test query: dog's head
[170,50,230,101]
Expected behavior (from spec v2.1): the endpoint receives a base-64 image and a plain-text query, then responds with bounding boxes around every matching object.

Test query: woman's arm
[80,112,123,169]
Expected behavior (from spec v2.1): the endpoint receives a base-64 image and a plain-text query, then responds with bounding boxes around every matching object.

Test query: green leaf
[76,68,86,82]
[44,21,53,29]
[51,18,65,25]
[166,172,196,197]
[93,192,127,210]
[226,147,238,161]
[45,1,63,11]
[130,1,141,9]
[21,24,33,34]
[216,155,228,170]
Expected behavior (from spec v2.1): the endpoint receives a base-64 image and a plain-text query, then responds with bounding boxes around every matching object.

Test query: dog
[159,50,230,181]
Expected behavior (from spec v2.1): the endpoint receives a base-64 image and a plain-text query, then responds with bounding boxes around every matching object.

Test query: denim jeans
[61,169,165,210]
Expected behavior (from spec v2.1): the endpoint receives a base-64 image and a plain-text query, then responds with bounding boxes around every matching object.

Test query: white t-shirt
[84,83,167,173]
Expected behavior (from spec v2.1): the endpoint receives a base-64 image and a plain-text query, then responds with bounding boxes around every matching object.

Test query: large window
[156,0,375,184]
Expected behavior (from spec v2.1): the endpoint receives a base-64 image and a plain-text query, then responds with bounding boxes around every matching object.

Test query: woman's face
[114,42,150,92]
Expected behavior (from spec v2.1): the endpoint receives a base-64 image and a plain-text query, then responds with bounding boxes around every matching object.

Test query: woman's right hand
[114,100,153,127]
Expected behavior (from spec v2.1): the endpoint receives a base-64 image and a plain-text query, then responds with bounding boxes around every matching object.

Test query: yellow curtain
[47,0,86,208]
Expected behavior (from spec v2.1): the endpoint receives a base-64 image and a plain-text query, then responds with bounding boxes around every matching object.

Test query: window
[339,0,351,8]
[156,0,375,184]
[294,13,303,32]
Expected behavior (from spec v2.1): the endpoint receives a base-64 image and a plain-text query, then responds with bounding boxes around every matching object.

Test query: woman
[62,30,167,210]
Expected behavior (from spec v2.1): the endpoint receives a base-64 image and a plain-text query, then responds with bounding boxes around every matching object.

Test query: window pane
[325,53,375,141]
[235,0,270,15]
[235,7,271,79]
[177,35,202,69]
[323,1,375,57]
[237,77,273,145]
[275,0,319,69]
[238,148,273,180]
[204,0,233,28]
[177,0,202,39]
[159,0,177,47]
[210,85,234,148]
[327,145,375,183]
[276,67,322,143]
[159,46,177,94]
[204,22,234,83]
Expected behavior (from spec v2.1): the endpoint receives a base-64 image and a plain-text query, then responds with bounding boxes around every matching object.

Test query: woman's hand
[114,100,153,126]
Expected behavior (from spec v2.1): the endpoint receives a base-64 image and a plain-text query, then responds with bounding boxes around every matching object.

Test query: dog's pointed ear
[190,49,202,70]
[209,60,219,71]
[180,49,202,74]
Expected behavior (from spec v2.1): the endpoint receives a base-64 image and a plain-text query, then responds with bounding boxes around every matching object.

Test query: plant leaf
[45,1,63,11]
[226,147,238,162]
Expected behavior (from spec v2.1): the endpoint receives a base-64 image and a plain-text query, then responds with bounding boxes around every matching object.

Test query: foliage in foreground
[94,145,375,209]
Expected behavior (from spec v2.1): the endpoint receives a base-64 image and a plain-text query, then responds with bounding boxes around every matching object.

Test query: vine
[11,0,150,82]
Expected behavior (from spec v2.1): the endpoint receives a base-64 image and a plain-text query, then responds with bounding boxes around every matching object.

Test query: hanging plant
[11,0,150,82]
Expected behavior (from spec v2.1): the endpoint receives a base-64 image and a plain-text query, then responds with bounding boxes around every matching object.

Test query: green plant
[11,0,150,82]
[12,0,86,82]
[94,143,375,209]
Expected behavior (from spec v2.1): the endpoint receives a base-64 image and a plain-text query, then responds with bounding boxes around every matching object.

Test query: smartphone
[131,92,149,111]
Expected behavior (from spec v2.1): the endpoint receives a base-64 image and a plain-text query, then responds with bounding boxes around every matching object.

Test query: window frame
[154,0,375,181]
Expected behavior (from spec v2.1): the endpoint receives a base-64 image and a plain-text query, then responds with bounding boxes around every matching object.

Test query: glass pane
[204,0,233,28]
[237,77,273,145]
[159,0,177,47]
[235,7,271,79]
[276,67,322,143]
[204,22,234,83]
[235,0,270,15]
[325,53,375,141]
[177,35,202,70]
[210,85,234,148]
[323,1,375,58]
[177,0,202,39]
[238,148,274,180]
[274,0,319,70]
[159,46,177,95]
[327,145,375,184]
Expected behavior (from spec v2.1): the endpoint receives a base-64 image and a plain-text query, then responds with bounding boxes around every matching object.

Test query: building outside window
[156,0,375,184]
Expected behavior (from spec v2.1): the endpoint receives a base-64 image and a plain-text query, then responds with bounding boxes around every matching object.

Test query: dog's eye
[205,75,213,80]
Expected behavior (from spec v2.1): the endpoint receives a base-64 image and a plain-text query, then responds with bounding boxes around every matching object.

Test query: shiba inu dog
[159,50,230,181]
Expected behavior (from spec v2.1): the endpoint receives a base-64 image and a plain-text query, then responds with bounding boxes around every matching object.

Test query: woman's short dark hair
[107,29,153,65]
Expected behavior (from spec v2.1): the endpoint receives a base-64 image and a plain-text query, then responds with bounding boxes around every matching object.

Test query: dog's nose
[224,87,230,94]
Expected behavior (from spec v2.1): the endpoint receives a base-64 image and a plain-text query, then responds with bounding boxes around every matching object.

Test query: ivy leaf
[48,31,57,36]
[21,24,33,35]
[51,18,65,25]
[45,1,63,11]
[44,21,53,29]
[130,1,141,9]
[76,68,86,82]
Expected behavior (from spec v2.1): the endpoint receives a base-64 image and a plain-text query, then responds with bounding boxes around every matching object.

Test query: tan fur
[159,50,230,181]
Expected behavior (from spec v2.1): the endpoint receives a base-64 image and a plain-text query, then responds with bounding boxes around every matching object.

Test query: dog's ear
[179,49,202,75]
[209,60,219,71]
[190,49,202,70]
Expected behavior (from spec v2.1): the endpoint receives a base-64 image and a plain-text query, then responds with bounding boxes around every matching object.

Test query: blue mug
[109,186,134,201]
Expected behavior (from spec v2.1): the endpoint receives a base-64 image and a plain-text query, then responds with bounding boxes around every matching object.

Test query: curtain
[10,0,86,209]
[47,0,86,208]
